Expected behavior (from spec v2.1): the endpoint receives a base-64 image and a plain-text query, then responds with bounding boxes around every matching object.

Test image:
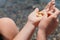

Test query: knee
[0,17,16,28]
[0,18,19,40]
[0,17,15,24]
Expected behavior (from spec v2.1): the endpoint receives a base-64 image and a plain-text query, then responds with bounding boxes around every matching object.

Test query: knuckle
[53,15,57,19]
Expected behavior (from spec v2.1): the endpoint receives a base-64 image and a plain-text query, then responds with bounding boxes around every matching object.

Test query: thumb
[34,8,39,13]
[54,7,60,16]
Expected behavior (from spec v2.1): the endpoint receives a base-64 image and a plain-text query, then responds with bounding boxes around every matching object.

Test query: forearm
[37,29,46,40]
[13,21,36,40]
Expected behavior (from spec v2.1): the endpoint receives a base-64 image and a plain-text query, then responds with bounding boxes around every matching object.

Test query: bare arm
[13,21,35,40]
[37,29,46,40]
[37,6,60,40]
[13,8,41,40]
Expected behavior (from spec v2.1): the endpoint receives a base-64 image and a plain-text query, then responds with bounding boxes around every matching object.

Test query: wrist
[38,23,47,30]
[38,26,46,31]
[27,20,39,27]
[38,28,46,33]
[27,20,35,27]
[38,25,48,37]
[37,29,47,40]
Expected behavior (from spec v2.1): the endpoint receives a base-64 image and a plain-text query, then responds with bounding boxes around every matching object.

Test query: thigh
[0,18,19,40]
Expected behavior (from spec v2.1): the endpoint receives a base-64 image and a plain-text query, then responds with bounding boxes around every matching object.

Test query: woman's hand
[38,6,60,36]
[38,0,60,36]
[28,0,55,27]
[28,8,44,27]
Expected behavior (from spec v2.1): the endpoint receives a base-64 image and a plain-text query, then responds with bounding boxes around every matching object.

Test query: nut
[36,11,44,17]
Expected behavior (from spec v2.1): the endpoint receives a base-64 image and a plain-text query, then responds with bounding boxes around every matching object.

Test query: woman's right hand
[38,0,60,36]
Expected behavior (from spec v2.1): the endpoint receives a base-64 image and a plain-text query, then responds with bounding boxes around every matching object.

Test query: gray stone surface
[0,0,60,40]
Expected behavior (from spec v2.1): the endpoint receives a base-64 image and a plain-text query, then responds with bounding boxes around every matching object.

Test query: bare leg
[0,17,19,40]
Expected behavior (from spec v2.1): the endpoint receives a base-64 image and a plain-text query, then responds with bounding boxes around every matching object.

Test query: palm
[39,0,59,35]
[28,8,44,26]
[46,18,58,35]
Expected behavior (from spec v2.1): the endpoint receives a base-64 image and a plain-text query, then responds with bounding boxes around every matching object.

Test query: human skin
[0,9,41,40]
[0,18,19,40]
[37,7,60,40]
[13,7,60,40]
[37,0,60,40]
[41,0,60,36]
[13,0,60,40]
[13,8,42,40]
[0,0,59,40]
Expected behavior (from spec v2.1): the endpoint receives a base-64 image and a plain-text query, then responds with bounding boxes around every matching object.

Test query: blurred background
[0,0,60,40]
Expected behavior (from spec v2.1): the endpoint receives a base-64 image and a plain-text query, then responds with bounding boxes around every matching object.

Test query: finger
[45,2,51,10]
[51,5,55,13]
[48,13,57,20]
[34,8,39,13]
[45,0,55,11]
[48,5,55,13]
[48,10,53,14]
[52,6,60,16]
[49,0,55,11]
[47,11,53,17]
[56,18,59,23]
[49,13,57,19]
[51,0,55,7]
[51,0,55,3]
[54,7,60,16]
[41,14,48,21]
[49,7,60,19]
